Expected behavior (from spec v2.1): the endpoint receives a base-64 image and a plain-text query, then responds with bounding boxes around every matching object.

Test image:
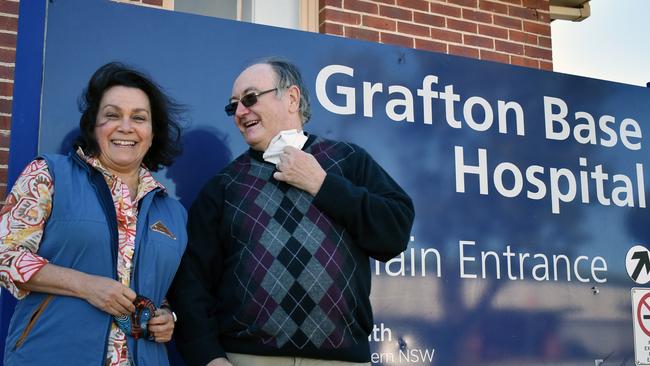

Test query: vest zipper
[86,163,120,365]
[101,234,119,365]
[130,193,154,366]
[101,315,112,365]
[131,249,141,366]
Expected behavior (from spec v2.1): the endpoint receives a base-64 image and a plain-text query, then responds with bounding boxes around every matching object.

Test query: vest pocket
[14,295,53,349]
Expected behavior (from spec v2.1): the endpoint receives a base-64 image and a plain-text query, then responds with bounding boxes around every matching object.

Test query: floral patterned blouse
[0,149,163,366]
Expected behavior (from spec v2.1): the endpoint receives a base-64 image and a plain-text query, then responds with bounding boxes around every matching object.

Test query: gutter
[550,1,591,22]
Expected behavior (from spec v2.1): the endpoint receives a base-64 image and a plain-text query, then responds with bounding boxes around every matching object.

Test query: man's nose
[235,101,251,117]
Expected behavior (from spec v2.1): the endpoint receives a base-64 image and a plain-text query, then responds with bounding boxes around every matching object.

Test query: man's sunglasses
[225,88,278,116]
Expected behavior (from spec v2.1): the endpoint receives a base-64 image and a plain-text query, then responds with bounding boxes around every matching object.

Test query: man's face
[230,64,300,151]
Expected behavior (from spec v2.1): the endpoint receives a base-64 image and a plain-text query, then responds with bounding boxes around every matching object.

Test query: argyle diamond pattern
[228,141,360,350]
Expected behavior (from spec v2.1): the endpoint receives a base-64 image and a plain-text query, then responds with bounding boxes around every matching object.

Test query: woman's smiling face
[94,85,153,175]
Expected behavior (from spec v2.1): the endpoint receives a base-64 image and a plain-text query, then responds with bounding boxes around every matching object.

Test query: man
[169,59,414,366]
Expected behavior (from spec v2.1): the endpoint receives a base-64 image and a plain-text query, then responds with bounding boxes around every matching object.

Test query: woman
[1,62,187,365]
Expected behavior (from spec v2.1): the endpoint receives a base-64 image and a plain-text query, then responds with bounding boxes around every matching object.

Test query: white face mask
[262,129,308,164]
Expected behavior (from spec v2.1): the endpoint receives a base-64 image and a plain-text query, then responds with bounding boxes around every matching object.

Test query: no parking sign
[632,288,650,365]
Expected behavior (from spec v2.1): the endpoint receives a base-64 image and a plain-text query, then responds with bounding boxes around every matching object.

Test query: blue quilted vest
[4,153,187,365]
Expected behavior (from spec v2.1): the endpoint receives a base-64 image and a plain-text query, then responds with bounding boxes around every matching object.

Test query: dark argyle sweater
[170,134,414,365]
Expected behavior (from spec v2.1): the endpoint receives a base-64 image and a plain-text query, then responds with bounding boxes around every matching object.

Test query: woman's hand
[148,308,175,343]
[80,275,137,316]
[17,263,137,316]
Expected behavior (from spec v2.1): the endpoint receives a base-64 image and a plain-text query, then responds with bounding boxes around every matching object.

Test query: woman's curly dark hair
[75,62,184,171]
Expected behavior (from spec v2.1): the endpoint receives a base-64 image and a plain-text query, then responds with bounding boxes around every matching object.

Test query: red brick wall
[0,0,18,200]
[319,0,553,70]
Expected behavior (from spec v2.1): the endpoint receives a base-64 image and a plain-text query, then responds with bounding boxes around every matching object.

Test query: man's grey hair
[255,57,311,124]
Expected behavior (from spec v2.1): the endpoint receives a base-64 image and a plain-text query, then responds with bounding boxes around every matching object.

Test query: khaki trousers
[226,353,371,366]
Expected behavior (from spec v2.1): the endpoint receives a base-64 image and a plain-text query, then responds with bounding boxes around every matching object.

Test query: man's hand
[273,146,326,196]
[207,358,233,366]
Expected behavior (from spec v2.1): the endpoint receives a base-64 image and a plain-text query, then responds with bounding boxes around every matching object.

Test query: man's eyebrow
[230,87,258,101]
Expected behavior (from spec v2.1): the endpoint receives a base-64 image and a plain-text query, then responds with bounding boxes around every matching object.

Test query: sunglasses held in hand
[225,88,277,116]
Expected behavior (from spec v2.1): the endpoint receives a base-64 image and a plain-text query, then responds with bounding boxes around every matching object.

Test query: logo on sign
[637,292,650,338]
[627,245,650,284]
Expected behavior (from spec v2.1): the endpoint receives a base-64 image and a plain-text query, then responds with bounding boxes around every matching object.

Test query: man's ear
[287,85,301,113]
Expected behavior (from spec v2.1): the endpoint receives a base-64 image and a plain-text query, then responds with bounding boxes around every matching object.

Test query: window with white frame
[172,0,317,32]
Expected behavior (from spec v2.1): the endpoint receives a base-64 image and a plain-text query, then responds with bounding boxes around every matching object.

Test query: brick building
[0,0,590,197]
